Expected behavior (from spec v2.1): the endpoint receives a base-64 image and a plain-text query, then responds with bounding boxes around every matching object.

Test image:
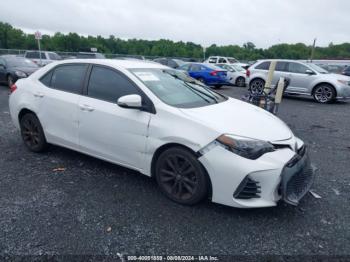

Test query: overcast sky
[0,0,348,48]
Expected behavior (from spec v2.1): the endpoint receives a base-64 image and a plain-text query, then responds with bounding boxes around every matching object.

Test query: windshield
[130,68,227,108]
[307,63,328,74]
[5,58,38,68]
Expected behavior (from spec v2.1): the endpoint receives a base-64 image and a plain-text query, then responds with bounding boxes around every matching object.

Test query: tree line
[1,21,350,60]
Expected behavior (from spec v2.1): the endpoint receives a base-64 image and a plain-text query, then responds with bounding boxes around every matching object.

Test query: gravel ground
[0,84,349,258]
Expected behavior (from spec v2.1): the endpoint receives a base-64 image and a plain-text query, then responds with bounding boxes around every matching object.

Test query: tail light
[246,69,250,77]
[210,70,218,76]
[10,84,17,94]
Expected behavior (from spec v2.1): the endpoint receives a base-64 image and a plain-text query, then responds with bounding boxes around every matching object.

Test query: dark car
[0,55,39,87]
[153,58,186,69]
[178,63,230,88]
[342,66,350,76]
[76,52,106,59]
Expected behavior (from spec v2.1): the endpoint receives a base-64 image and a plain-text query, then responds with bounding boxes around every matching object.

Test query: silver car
[247,59,350,103]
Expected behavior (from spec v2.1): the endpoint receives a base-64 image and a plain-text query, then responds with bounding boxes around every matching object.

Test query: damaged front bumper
[280,146,316,205]
[198,140,316,208]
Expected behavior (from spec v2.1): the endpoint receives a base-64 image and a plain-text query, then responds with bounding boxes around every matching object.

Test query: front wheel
[236,77,246,87]
[313,84,336,103]
[7,75,14,88]
[155,147,209,205]
[19,113,48,152]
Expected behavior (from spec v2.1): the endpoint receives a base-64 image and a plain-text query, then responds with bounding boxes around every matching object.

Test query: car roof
[52,59,168,69]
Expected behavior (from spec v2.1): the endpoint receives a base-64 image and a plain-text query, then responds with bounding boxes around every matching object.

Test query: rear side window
[87,66,140,103]
[218,58,226,63]
[51,64,88,94]
[25,52,46,59]
[40,71,53,86]
[255,61,271,70]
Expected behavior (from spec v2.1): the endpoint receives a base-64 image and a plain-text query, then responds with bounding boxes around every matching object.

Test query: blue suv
[179,63,230,88]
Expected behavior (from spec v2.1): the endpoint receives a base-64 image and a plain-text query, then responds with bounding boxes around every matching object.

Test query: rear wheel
[313,84,336,103]
[7,75,14,88]
[19,113,48,152]
[235,77,245,87]
[249,78,265,94]
[155,147,209,205]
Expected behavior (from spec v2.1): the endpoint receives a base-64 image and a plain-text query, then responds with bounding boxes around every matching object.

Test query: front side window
[288,62,309,74]
[130,68,227,108]
[190,64,202,71]
[87,66,140,103]
[51,64,88,94]
[218,58,226,63]
[276,62,288,72]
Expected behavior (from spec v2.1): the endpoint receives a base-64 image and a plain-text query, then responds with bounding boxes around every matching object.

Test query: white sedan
[216,63,247,87]
[9,59,315,208]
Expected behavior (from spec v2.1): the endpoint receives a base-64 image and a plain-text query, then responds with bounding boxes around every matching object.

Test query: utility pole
[310,38,317,62]
[35,31,42,66]
[203,46,206,62]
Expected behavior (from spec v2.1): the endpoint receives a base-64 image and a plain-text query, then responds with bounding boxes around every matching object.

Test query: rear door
[37,63,88,148]
[78,65,151,170]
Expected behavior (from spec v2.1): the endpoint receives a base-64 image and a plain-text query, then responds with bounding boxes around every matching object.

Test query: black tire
[7,75,14,88]
[155,147,209,205]
[235,77,246,87]
[214,85,222,89]
[249,78,265,94]
[312,84,336,103]
[198,77,205,84]
[19,113,48,152]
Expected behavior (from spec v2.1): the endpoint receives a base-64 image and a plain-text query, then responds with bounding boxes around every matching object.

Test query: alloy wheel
[236,77,245,87]
[21,117,40,148]
[314,85,334,103]
[158,154,199,201]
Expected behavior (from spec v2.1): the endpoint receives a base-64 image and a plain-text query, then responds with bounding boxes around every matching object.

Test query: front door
[78,65,151,171]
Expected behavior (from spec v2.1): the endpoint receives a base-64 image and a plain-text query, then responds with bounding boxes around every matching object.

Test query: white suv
[24,51,61,66]
[205,56,248,68]
[247,59,350,103]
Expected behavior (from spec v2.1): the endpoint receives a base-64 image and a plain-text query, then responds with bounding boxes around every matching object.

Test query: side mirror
[305,69,315,75]
[0,64,5,69]
[117,94,142,109]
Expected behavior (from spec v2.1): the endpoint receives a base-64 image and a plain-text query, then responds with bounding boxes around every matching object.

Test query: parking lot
[0,83,349,256]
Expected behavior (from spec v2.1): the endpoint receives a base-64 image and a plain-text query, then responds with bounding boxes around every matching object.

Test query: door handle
[33,92,44,98]
[79,104,95,112]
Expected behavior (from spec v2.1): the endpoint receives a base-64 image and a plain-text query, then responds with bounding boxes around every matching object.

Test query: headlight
[15,71,27,77]
[217,134,275,160]
[337,79,350,86]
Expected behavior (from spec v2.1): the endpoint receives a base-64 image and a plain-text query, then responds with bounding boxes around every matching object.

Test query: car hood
[322,73,350,81]
[179,98,293,142]
[12,66,38,75]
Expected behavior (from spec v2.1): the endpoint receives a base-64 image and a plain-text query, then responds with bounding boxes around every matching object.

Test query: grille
[234,176,261,199]
[285,164,314,204]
